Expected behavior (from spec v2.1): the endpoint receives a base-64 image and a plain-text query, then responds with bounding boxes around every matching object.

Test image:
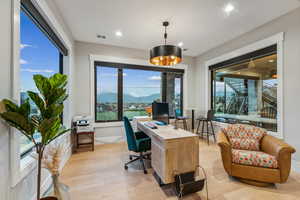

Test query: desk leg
[153,171,165,187]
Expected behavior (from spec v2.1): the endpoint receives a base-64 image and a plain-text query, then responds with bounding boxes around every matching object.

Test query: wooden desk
[137,121,199,184]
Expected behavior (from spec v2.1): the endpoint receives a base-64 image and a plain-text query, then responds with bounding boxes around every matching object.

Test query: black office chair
[195,110,216,145]
[123,117,151,174]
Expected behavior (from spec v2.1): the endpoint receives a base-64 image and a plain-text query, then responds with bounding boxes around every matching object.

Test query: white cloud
[21,68,54,73]
[20,44,32,50]
[148,76,161,81]
[20,59,28,65]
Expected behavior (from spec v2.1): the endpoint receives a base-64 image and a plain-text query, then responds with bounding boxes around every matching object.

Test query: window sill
[11,152,37,187]
[94,121,123,128]
[212,121,282,139]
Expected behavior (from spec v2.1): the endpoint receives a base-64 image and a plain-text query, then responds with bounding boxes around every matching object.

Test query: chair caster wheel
[124,165,128,170]
[129,155,133,160]
[144,170,147,174]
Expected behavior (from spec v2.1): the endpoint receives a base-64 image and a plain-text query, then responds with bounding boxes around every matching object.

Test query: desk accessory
[174,165,208,199]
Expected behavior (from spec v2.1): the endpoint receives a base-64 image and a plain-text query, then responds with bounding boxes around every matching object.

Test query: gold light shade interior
[150,56,182,66]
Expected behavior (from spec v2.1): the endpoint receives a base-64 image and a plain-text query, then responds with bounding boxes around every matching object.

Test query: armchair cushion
[232,149,278,169]
[222,124,266,151]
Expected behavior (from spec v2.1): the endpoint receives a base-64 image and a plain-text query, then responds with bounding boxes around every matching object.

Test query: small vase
[50,174,71,200]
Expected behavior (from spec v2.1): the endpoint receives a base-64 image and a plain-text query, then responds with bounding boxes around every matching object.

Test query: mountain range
[97,92,160,103]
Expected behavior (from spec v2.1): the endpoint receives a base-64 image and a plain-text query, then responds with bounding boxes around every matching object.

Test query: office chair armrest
[135,131,149,139]
[136,137,151,151]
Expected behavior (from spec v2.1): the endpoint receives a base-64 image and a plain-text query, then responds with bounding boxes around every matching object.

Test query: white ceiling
[52,0,300,56]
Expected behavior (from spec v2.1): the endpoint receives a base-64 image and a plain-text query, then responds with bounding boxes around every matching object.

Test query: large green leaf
[27,91,45,114]
[19,99,31,119]
[1,73,69,149]
[33,75,51,99]
[1,99,19,112]
[47,88,67,105]
[46,127,70,145]
[38,117,60,144]
[0,112,35,136]
[43,104,64,119]
[49,73,67,89]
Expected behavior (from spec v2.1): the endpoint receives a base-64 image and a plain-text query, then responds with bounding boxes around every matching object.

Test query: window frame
[9,0,71,187]
[210,44,277,111]
[20,53,64,158]
[19,1,67,158]
[204,33,284,139]
[94,61,184,123]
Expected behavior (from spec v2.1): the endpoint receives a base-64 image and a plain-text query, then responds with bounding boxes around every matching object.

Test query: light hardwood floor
[61,139,300,200]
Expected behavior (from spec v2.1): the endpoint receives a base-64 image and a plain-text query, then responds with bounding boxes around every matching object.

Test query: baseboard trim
[292,160,300,173]
[95,136,124,144]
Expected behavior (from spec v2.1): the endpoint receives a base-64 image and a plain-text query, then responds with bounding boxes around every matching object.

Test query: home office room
[1,0,300,200]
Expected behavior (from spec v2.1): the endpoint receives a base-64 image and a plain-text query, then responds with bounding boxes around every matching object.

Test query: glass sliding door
[211,49,277,132]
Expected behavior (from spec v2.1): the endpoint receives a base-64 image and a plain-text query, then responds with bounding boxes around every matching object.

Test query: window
[96,67,119,121]
[166,73,183,117]
[20,0,67,157]
[123,69,162,120]
[95,62,184,122]
[211,45,277,132]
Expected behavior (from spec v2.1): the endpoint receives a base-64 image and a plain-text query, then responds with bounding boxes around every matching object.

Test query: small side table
[75,131,95,151]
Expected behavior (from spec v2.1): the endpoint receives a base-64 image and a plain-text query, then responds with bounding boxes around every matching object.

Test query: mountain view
[97,92,161,103]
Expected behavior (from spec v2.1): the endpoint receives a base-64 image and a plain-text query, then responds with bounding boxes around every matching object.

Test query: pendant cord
[164,26,167,45]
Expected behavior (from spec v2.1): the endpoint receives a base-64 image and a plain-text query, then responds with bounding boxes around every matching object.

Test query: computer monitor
[152,102,169,124]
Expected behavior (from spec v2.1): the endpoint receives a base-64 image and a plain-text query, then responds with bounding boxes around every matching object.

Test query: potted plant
[0,73,69,200]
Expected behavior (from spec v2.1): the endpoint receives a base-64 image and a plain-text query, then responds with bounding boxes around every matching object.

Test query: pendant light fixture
[150,21,182,66]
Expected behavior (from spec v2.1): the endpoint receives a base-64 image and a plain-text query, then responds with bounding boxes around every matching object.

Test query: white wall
[74,41,196,143]
[0,0,13,199]
[0,0,75,199]
[195,7,300,163]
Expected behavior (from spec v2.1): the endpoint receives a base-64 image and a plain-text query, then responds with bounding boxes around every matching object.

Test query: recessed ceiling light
[178,42,184,47]
[224,3,235,14]
[115,30,123,37]
[268,59,275,63]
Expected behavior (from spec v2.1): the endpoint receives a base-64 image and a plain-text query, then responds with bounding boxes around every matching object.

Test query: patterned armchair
[218,124,295,186]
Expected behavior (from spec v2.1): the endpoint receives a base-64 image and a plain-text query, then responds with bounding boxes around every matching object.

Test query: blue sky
[21,10,180,98]
[97,67,181,97]
[97,67,161,97]
[20,11,59,92]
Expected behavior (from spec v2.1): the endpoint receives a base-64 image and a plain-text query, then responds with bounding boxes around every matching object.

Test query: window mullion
[180,74,184,115]
[118,68,123,121]
[161,72,167,102]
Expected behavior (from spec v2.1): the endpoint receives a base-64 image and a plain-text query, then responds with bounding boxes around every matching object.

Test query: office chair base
[124,152,151,174]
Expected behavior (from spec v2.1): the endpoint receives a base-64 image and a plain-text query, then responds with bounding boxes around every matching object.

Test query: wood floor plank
[61,140,300,200]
